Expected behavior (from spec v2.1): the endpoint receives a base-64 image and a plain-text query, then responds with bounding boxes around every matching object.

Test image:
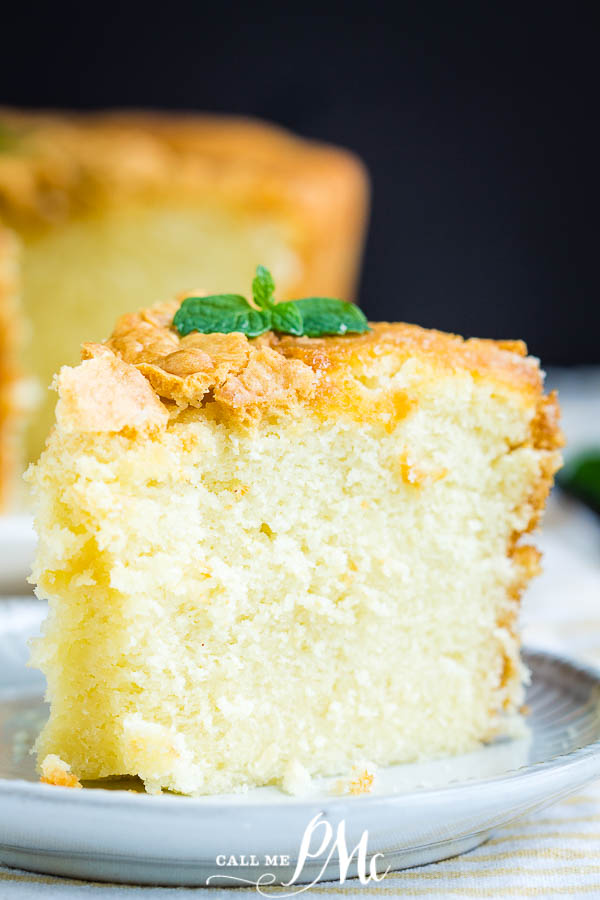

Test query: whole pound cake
[28,273,562,795]
[0,109,368,491]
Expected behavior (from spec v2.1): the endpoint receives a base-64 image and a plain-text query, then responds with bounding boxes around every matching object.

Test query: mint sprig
[173,266,370,339]
[251,264,276,312]
[173,294,269,338]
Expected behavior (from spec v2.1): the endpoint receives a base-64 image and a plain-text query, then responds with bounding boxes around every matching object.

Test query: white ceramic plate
[0,515,36,594]
[1,598,600,887]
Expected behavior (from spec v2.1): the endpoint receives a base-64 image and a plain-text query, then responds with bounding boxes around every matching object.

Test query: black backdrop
[2,4,599,364]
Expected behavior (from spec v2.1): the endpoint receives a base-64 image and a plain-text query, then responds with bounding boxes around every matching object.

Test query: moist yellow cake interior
[28,315,562,796]
[20,205,298,458]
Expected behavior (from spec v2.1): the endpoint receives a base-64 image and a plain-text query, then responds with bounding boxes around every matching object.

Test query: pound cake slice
[0,109,368,473]
[28,273,562,796]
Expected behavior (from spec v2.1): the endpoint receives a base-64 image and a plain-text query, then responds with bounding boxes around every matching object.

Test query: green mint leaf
[173,294,271,338]
[291,297,370,337]
[558,451,600,515]
[172,265,371,339]
[252,265,276,311]
[270,301,304,336]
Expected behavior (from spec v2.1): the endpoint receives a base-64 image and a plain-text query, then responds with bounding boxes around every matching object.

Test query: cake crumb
[399,452,448,488]
[40,754,82,789]
[334,761,377,796]
[281,759,312,796]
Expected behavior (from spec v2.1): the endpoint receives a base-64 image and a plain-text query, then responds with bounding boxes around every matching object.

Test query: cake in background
[0,226,23,509]
[0,109,368,503]
[28,270,562,796]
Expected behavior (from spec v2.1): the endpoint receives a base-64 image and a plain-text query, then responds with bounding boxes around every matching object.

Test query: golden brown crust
[55,351,169,434]
[0,226,22,508]
[348,768,375,795]
[82,299,555,429]
[496,389,564,708]
[517,390,564,538]
[0,109,369,301]
[531,390,565,451]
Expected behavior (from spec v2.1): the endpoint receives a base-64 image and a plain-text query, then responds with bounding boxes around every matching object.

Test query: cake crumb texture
[40,753,82,789]
[281,759,313,796]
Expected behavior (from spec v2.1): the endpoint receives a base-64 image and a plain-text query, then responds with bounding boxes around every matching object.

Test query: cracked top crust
[70,298,564,448]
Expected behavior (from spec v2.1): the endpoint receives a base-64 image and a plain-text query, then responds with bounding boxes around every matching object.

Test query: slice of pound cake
[28,268,563,795]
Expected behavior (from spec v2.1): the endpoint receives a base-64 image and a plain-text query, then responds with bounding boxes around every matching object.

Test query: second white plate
[0,515,35,594]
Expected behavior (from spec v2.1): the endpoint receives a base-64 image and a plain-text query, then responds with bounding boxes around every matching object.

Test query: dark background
[2,5,598,363]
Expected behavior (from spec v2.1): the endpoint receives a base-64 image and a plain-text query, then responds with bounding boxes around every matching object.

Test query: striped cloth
[2,368,599,898]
